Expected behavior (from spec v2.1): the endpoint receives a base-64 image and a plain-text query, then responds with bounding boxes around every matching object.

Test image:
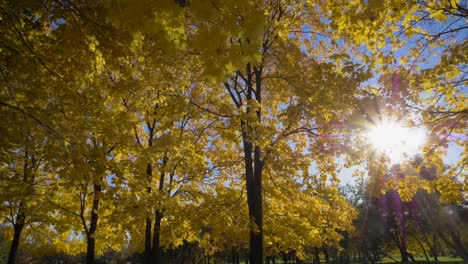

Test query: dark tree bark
[295,256,304,264]
[145,163,153,264]
[151,155,168,264]
[387,190,409,264]
[7,222,24,264]
[8,134,32,264]
[313,248,320,264]
[323,246,329,264]
[145,215,152,264]
[144,122,155,264]
[432,232,439,262]
[398,244,409,264]
[283,252,289,264]
[232,252,240,264]
[86,184,101,264]
[239,64,264,264]
[398,224,410,264]
[152,209,163,263]
[245,149,263,264]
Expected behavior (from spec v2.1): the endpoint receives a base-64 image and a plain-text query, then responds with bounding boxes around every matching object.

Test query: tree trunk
[152,209,163,263]
[243,135,263,264]
[399,248,409,264]
[433,231,439,262]
[145,216,152,264]
[248,159,263,264]
[86,234,96,264]
[398,209,409,264]
[86,184,101,264]
[243,64,263,264]
[7,223,24,264]
[295,255,303,264]
[313,248,320,264]
[144,122,155,264]
[323,246,329,264]
[151,156,167,264]
[233,252,240,264]
[9,136,30,264]
[145,163,153,264]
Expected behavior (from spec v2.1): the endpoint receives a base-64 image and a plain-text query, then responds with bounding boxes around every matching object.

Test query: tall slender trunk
[392,231,409,264]
[235,253,240,264]
[246,149,263,264]
[9,133,30,264]
[243,138,263,264]
[394,193,408,264]
[399,247,409,264]
[144,122,155,264]
[313,248,320,264]
[86,184,101,264]
[7,223,24,264]
[241,64,264,264]
[152,209,163,263]
[145,164,153,264]
[151,156,167,264]
[145,216,152,263]
[323,246,329,264]
[86,234,96,264]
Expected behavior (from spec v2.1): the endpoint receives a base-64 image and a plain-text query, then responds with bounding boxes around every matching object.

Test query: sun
[366,118,426,163]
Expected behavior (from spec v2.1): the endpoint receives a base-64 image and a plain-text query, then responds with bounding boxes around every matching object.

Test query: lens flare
[366,119,426,163]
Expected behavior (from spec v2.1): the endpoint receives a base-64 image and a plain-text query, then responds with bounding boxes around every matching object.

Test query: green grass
[226,256,465,264]
[377,256,464,263]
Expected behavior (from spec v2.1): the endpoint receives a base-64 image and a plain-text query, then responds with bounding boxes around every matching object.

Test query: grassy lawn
[231,256,465,263]
[377,256,464,263]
